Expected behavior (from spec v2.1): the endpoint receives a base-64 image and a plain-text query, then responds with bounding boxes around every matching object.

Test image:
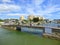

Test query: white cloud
[34,0,45,6]
[26,7,35,14]
[7,13,28,16]
[0,4,21,13]
[26,0,60,17]
[20,0,60,17]
[43,5,59,13]
[2,0,13,3]
[0,0,60,19]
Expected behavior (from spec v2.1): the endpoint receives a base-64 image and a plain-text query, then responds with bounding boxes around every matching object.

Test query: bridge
[2,25,60,33]
[1,25,60,40]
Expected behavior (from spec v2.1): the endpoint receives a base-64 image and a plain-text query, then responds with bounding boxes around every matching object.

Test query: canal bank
[0,28,60,45]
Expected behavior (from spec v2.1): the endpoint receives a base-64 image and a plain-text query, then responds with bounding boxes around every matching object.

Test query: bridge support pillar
[44,27,52,33]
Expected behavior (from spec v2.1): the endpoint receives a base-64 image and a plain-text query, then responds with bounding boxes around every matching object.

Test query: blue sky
[0,0,60,19]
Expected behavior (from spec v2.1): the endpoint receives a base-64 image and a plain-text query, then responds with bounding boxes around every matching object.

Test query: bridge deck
[2,25,60,30]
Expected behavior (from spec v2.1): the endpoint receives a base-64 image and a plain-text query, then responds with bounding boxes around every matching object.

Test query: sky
[0,0,60,19]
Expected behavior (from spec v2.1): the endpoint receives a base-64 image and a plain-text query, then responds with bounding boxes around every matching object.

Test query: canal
[0,28,60,45]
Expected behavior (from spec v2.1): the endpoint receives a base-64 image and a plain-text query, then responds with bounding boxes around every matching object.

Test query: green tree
[22,20,28,24]
[0,19,4,22]
[33,17,39,22]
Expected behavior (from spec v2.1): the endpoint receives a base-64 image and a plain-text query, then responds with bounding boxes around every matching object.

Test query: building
[3,19,18,25]
[0,22,4,25]
[54,19,60,23]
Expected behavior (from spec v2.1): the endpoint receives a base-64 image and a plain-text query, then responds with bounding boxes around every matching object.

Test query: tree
[28,15,34,26]
[33,17,39,22]
[21,20,28,24]
[0,19,4,22]
[15,19,19,23]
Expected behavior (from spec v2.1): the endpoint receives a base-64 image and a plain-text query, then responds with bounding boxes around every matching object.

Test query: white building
[3,19,17,25]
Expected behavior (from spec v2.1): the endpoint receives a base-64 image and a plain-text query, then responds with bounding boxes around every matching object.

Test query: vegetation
[22,19,28,24]
[15,19,19,23]
[33,17,39,22]
[0,19,4,22]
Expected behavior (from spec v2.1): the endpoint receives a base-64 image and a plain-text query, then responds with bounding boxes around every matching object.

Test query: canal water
[0,28,60,45]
